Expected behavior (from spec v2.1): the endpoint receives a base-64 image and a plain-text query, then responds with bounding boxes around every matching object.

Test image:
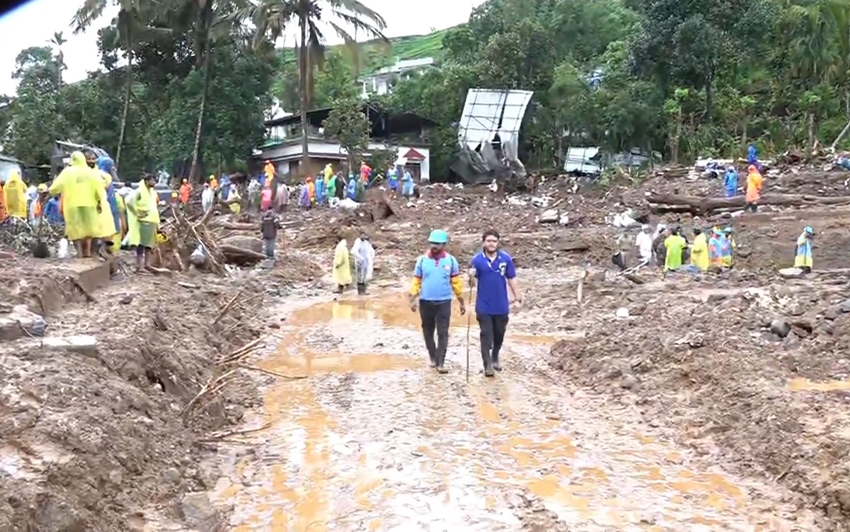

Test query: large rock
[176,492,221,531]
[0,306,46,341]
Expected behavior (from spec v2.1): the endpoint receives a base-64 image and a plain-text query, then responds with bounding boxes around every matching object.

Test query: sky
[0,0,486,96]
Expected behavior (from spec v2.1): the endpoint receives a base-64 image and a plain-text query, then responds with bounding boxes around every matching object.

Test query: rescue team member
[746,164,763,212]
[468,230,521,377]
[409,230,466,373]
[794,226,814,273]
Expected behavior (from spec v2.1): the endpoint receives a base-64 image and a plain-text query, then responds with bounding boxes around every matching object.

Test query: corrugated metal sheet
[457,89,533,148]
[564,147,601,174]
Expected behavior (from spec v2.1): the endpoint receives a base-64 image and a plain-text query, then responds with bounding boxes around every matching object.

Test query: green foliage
[322,97,371,167]
[2,1,275,180]
[367,147,396,178]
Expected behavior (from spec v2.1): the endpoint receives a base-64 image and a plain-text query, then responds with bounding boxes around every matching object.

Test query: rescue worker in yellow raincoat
[125,173,160,271]
[690,227,709,271]
[4,169,27,219]
[49,152,106,258]
[333,238,351,294]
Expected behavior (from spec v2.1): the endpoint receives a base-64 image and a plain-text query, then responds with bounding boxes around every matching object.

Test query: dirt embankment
[0,271,265,531]
[543,272,850,529]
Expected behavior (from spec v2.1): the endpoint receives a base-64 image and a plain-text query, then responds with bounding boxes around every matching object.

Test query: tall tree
[245,0,388,175]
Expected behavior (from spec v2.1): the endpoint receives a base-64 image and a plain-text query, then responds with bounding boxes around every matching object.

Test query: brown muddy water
[208,291,811,531]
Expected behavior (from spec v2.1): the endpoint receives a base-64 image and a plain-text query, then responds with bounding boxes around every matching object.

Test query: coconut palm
[49,32,66,85]
[244,0,388,174]
[72,0,164,168]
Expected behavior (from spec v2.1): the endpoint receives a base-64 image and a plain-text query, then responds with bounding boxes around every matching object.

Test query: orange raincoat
[179,181,191,204]
[746,165,763,203]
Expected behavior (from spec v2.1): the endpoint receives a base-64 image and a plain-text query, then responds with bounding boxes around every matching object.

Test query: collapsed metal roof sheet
[457,89,533,149]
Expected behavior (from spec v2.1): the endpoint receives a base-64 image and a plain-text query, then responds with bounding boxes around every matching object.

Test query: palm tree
[49,32,66,85]
[245,0,388,175]
[72,0,161,168]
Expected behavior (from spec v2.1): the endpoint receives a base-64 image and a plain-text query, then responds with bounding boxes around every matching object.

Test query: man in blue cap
[409,229,466,373]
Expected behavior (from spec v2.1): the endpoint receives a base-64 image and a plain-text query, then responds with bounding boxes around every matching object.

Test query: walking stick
[465,286,472,383]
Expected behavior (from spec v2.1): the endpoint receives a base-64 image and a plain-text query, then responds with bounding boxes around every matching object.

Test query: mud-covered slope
[546,275,850,530]
[0,275,264,531]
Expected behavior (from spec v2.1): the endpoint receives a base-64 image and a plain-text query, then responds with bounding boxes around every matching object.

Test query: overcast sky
[0,0,485,96]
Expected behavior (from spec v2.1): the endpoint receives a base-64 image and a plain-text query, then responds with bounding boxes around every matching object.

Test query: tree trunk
[116,51,132,169]
[670,107,682,165]
[189,45,213,183]
[298,16,310,177]
[647,192,850,216]
[807,111,815,151]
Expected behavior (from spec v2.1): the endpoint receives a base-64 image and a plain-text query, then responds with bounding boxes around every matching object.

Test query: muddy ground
[0,266,266,531]
[2,161,850,530]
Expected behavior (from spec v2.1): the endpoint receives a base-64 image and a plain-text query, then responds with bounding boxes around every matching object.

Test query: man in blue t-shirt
[409,229,467,373]
[468,229,521,377]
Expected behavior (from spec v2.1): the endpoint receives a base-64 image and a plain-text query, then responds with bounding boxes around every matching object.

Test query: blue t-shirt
[415,252,459,301]
[470,250,516,315]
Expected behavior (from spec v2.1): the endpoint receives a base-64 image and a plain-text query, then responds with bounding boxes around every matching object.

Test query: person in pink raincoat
[260,182,273,211]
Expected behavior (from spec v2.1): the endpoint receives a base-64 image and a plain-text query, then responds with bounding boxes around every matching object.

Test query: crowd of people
[192,159,420,216]
[617,144,815,274]
[0,151,164,271]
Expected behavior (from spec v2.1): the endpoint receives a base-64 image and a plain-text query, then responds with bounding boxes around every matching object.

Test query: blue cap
[804,226,814,234]
[428,229,448,244]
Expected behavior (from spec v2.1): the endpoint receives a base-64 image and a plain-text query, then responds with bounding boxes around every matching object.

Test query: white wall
[396,146,430,182]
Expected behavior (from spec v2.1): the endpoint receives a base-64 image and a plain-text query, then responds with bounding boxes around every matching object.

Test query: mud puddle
[210,292,811,531]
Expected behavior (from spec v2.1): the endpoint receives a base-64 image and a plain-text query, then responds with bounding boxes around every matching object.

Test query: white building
[360,57,435,98]
[255,104,434,181]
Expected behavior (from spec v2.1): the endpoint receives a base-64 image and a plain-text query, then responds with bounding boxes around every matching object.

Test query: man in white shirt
[635,224,653,269]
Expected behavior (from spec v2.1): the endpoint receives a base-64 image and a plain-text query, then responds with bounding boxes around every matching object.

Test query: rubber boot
[357,283,366,295]
[436,351,448,373]
[492,353,502,372]
[482,352,495,377]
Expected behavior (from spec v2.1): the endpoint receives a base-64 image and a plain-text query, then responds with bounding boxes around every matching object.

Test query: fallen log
[647,193,850,215]
[219,244,267,264]
[210,221,258,231]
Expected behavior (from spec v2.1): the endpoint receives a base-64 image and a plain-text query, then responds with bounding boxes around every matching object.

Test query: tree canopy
[2,0,849,181]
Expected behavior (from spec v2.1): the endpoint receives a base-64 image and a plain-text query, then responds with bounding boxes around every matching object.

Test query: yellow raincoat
[691,232,709,271]
[126,180,160,248]
[4,170,27,218]
[94,170,118,240]
[333,239,352,286]
[49,152,105,240]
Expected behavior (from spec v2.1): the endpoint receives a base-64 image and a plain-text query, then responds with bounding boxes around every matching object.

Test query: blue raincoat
[315,176,325,204]
[44,198,63,224]
[402,171,414,196]
[724,168,738,197]
[220,175,232,201]
[347,174,357,200]
[96,156,121,235]
[387,168,398,190]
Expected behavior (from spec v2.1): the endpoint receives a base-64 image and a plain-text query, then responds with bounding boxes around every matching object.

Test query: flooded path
[210,290,807,531]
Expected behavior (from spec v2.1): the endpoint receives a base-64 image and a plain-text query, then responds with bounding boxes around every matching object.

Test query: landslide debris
[0,274,265,531]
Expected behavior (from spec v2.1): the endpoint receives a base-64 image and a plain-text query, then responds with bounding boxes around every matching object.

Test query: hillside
[278,26,454,74]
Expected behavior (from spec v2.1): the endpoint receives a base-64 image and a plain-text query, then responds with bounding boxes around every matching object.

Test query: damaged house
[452,89,533,184]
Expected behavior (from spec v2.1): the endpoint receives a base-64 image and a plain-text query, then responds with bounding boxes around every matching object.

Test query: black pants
[478,314,509,367]
[419,300,452,366]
